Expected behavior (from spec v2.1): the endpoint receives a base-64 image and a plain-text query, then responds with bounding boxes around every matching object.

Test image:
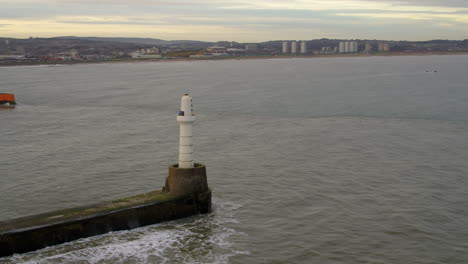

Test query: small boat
[0,93,16,108]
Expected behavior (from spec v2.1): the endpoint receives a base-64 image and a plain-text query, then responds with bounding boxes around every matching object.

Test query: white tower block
[291,41,297,54]
[177,94,196,168]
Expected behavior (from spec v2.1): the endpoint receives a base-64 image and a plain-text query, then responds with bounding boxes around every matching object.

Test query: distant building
[69,49,79,60]
[130,51,140,58]
[378,43,391,52]
[130,47,161,58]
[282,42,289,53]
[339,41,358,53]
[139,47,159,55]
[206,46,228,54]
[321,47,333,54]
[345,41,351,53]
[291,41,297,54]
[350,42,357,53]
[365,43,373,52]
[56,50,80,61]
[245,44,258,51]
[384,43,391,52]
[378,43,384,51]
[339,42,345,53]
[226,48,246,53]
[300,42,307,54]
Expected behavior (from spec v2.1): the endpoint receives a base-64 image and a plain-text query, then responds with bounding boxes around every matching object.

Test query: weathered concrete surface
[165,163,209,197]
[0,190,211,257]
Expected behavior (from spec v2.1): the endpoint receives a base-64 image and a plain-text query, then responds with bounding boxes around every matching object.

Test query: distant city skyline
[1,0,467,42]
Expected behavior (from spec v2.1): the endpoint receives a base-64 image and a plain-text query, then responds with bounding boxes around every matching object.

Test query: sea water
[1,55,468,263]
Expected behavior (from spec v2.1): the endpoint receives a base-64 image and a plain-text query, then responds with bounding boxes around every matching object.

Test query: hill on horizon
[54,36,211,45]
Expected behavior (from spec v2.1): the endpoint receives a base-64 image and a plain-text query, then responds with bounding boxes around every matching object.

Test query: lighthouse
[177,94,196,168]
[164,94,210,209]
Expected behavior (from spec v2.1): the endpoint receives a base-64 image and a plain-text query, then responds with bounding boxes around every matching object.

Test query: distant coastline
[1,51,467,67]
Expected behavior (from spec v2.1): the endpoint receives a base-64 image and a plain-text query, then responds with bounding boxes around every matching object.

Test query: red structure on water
[0,93,16,107]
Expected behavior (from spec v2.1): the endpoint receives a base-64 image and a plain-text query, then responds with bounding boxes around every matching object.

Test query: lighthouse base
[164,164,208,193]
[164,163,211,214]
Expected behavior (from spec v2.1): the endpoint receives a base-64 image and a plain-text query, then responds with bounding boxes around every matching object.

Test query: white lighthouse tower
[165,94,209,209]
[177,94,196,168]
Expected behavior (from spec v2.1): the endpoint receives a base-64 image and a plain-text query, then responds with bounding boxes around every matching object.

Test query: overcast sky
[1,0,467,41]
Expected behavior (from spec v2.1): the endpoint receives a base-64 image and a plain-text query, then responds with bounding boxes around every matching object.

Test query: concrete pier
[0,188,211,257]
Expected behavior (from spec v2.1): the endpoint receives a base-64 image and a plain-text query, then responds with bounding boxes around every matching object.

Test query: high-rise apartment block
[338,41,358,53]
[300,41,307,54]
[282,42,289,53]
[291,41,297,54]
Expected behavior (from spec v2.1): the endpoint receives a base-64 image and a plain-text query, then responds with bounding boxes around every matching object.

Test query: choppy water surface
[1,56,468,263]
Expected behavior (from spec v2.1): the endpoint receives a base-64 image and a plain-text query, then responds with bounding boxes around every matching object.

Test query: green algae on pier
[0,191,176,234]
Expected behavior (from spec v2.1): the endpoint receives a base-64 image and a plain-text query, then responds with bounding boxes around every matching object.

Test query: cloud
[336,10,468,24]
[216,0,468,13]
[54,15,169,25]
[0,0,467,41]
[3,0,468,10]
[365,0,468,8]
